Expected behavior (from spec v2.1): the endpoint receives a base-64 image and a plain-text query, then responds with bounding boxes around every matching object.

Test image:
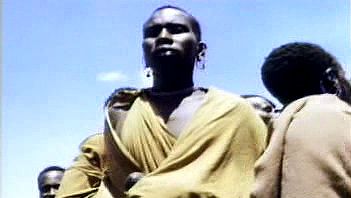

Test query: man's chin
[152,53,181,63]
[158,50,179,56]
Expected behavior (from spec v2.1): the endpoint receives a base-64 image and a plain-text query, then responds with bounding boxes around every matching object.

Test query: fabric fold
[103,88,266,198]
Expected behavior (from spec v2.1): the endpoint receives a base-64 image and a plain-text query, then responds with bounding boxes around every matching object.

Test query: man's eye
[168,25,189,34]
[41,186,50,193]
[263,106,273,113]
[143,25,189,37]
[144,27,161,38]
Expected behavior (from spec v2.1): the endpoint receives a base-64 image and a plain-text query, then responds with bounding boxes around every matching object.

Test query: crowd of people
[38,5,351,198]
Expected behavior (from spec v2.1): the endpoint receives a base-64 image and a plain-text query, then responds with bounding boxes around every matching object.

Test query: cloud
[96,71,128,82]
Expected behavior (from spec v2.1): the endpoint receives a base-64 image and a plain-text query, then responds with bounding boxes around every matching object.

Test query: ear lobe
[197,42,207,61]
[320,67,341,95]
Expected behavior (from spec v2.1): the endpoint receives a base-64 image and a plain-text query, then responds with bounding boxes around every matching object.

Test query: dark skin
[142,8,206,92]
[124,8,207,189]
[245,96,275,125]
[337,76,351,105]
[142,8,207,122]
[38,170,64,198]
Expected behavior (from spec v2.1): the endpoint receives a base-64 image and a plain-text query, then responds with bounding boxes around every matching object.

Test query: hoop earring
[196,57,206,70]
[320,68,342,96]
[334,79,342,97]
[144,67,153,78]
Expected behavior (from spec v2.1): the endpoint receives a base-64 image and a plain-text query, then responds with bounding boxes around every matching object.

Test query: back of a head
[261,42,343,105]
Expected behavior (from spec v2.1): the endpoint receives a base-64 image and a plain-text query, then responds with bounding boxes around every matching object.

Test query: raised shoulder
[208,87,247,104]
[291,94,351,116]
[79,133,104,149]
[57,133,105,198]
[105,87,141,110]
[78,133,105,167]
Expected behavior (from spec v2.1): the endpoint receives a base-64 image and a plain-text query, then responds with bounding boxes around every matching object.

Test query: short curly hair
[261,42,343,105]
[37,166,65,187]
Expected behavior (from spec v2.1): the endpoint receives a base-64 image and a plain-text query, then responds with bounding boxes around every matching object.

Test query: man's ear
[197,42,207,61]
[320,67,341,95]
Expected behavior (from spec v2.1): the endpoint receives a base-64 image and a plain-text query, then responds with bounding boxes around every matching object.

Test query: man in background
[241,94,277,125]
[242,94,278,143]
[251,42,351,198]
[38,166,65,198]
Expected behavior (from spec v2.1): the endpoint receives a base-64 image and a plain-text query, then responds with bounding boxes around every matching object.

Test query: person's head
[142,5,207,89]
[37,166,65,198]
[242,94,276,125]
[261,42,351,105]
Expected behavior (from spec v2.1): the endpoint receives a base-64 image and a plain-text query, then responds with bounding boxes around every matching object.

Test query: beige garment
[56,133,113,198]
[104,88,267,198]
[251,94,351,198]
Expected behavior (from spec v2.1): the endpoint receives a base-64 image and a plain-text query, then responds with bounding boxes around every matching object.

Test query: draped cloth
[104,88,267,198]
[251,94,351,198]
[56,133,107,198]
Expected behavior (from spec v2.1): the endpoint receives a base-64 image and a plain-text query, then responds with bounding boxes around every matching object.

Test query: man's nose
[159,28,171,38]
[156,28,173,45]
[43,187,57,197]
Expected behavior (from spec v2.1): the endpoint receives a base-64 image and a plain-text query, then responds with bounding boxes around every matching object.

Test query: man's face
[142,8,199,74]
[38,170,64,198]
[245,96,275,125]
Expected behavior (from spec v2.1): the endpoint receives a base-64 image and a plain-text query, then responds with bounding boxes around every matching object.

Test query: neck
[149,59,196,92]
[152,77,194,92]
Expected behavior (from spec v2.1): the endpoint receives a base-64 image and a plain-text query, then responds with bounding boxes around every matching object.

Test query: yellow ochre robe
[104,88,267,198]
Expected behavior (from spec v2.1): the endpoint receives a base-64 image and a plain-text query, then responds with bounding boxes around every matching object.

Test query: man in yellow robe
[104,87,266,198]
[56,133,107,197]
[57,5,267,198]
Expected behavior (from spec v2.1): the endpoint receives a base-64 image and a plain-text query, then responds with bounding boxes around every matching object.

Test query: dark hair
[261,42,343,105]
[146,5,202,41]
[37,166,65,186]
[241,94,276,108]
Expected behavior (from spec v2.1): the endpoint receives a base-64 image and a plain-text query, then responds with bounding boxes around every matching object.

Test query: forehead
[144,8,193,28]
[246,97,271,107]
[39,170,64,186]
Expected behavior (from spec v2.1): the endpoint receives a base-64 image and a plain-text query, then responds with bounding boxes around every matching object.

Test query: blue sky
[3,1,350,197]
